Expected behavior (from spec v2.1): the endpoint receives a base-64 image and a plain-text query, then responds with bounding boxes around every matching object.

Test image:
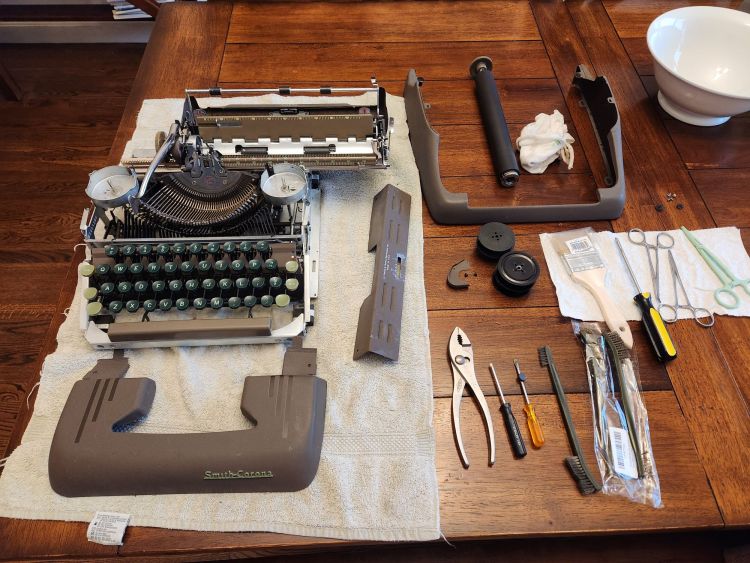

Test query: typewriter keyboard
[82,240,303,317]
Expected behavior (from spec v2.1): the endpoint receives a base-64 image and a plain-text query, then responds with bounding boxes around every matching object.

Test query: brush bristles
[538,346,549,367]
[604,331,629,359]
[565,456,598,495]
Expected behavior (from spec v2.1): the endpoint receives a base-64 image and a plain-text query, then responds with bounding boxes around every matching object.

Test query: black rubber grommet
[477,222,515,261]
[492,251,540,296]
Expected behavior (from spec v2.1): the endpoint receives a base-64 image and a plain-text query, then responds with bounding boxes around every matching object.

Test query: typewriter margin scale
[78,80,392,350]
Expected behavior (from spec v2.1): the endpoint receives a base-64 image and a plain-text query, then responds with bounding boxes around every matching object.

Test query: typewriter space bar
[108,318,272,343]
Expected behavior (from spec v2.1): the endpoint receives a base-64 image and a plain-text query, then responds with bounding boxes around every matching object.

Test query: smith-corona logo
[204,470,274,480]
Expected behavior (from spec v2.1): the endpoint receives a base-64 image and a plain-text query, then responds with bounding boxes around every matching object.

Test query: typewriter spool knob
[260,163,308,205]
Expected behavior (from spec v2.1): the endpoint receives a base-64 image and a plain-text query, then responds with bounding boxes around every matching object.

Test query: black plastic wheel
[476,222,515,261]
[493,251,540,296]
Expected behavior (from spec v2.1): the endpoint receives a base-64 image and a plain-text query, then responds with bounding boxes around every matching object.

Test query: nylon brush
[538,345,602,495]
[603,331,646,478]
[552,232,633,349]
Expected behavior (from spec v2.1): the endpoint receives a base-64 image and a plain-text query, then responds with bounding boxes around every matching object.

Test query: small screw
[676,203,684,210]
[655,203,665,212]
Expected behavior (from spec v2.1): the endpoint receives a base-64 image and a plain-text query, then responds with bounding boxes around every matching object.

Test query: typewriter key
[134,280,149,293]
[264,258,278,272]
[193,297,207,310]
[104,245,118,258]
[122,244,137,257]
[143,299,158,312]
[235,277,249,289]
[100,282,115,295]
[95,264,111,277]
[138,243,152,255]
[275,294,291,307]
[285,278,300,292]
[260,294,274,308]
[248,259,262,273]
[157,243,170,256]
[108,301,123,314]
[117,281,132,294]
[214,259,228,273]
[185,279,199,292]
[219,278,233,290]
[171,242,186,255]
[189,242,203,255]
[231,260,245,273]
[210,297,223,309]
[239,241,253,255]
[126,299,140,313]
[176,297,190,311]
[284,260,299,274]
[252,276,266,289]
[169,279,183,292]
[198,260,211,273]
[180,261,194,274]
[83,287,98,301]
[159,298,173,311]
[129,262,144,276]
[147,262,161,275]
[207,242,221,255]
[243,295,257,308]
[80,263,95,277]
[86,301,103,316]
[256,241,271,259]
[151,280,166,293]
[223,241,236,254]
[164,262,178,275]
[269,276,283,289]
[113,263,128,276]
[228,296,241,309]
[202,279,216,291]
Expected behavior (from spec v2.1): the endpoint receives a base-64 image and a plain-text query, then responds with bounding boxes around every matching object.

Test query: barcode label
[87,511,130,546]
[565,236,594,254]
[563,251,603,272]
[609,427,638,479]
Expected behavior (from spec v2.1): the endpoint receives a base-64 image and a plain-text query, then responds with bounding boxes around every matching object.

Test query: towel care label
[87,511,130,546]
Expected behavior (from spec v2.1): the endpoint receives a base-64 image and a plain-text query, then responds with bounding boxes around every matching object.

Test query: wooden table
[1,1,749,560]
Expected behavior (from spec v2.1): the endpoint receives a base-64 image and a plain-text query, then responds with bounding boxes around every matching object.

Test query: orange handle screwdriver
[514,359,545,448]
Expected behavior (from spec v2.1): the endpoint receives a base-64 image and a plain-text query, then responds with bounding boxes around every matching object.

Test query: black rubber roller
[493,251,540,296]
[476,222,515,261]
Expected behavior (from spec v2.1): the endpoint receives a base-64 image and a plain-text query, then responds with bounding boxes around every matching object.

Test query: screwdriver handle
[523,403,545,448]
[500,403,527,458]
[634,292,677,363]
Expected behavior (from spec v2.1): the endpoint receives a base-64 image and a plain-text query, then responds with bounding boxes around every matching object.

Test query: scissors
[682,226,750,310]
[627,228,675,303]
[659,250,715,327]
[449,327,495,468]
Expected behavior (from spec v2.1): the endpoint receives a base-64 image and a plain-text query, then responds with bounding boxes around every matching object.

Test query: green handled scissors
[681,226,750,309]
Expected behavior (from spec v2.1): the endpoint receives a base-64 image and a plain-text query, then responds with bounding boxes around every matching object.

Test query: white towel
[0,94,440,541]
[540,227,750,321]
[516,110,574,174]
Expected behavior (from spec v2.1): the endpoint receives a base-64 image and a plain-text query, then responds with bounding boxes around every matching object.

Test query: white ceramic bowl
[647,6,750,126]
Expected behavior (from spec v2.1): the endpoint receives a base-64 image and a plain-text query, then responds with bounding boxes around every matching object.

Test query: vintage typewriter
[78,81,391,349]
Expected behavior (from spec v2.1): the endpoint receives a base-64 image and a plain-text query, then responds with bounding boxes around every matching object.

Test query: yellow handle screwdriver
[514,359,545,448]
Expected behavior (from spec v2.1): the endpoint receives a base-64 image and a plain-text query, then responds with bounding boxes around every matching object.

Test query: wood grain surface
[1,0,749,560]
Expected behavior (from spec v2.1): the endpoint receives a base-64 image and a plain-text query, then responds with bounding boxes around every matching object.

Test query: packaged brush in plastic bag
[574,321,663,508]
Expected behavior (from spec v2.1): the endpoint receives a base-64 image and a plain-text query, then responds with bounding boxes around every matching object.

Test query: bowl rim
[647,5,750,101]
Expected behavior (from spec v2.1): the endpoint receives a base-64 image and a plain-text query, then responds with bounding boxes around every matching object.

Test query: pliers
[449,327,495,468]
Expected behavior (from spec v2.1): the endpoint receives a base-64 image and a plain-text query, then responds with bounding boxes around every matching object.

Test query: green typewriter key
[260,294,274,308]
[213,259,228,273]
[248,259,262,274]
[202,278,216,291]
[95,263,111,277]
[159,298,173,311]
[113,263,128,277]
[80,263,95,278]
[171,242,186,255]
[147,262,161,275]
[252,276,266,289]
[125,299,140,313]
[176,297,190,311]
[180,261,194,275]
[189,242,203,255]
[256,241,271,258]
[143,299,158,312]
[83,287,98,301]
[164,261,178,275]
[104,245,118,258]
[100,282,115,295]
[206,242,221,255]
[228,296,241,309]
[185,279,199,292]
[269,276,283,289]
[86,301,103,316]
[169,279,183,292]
[193,297,207,310]
[210,296,223,309]
[198,260,212,274]
[151,280,166,293]
[239,241,253,255]
[138,243,152,255]
[285,278,300,292]
[121,244,137,257]
[157,243,171,256]
[134,280,149,294]
[275,294,291,307]
[108,300,124,314]
[235,277,249,289]
[264,258,278,272]
[243,295,258,308]
[117,281,132,294]
[231,260,245,273]
[284,260,299,274]
[218,278,233,291]
[129,262,144,276]
[222,241,236,254]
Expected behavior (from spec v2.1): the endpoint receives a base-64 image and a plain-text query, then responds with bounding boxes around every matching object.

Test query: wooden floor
[1,1,749,560]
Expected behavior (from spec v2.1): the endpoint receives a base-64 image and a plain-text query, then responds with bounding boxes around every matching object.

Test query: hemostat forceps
[449,327,495,468]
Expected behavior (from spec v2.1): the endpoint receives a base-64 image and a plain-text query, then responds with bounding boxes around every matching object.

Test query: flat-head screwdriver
[489,363,527,458]
[513,359,545,448]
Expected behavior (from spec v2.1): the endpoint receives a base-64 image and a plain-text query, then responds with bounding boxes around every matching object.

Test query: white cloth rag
[540,227,750,321]
[516,110,575,174]
[0,94,440,541]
